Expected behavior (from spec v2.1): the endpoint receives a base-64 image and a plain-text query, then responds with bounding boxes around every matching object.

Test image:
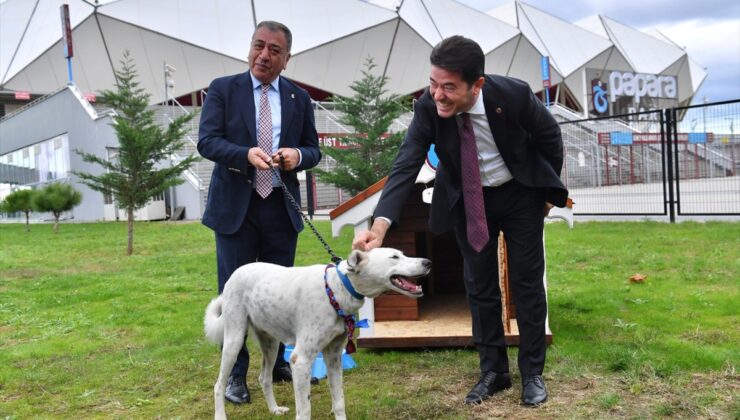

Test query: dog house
[329,160,573,348]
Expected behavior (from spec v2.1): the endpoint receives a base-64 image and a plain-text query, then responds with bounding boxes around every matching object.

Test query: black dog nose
[422,259,432,268]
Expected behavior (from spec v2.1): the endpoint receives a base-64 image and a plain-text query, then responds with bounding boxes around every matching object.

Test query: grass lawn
[0,220,738,419]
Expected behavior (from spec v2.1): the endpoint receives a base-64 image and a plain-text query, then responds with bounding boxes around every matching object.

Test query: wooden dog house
[330,175,573,349]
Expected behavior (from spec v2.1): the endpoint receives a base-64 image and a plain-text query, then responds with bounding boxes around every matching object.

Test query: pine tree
[314,58,410,196]
[73,50,198,255]
[0,188,36,232]
[31,183,82,233]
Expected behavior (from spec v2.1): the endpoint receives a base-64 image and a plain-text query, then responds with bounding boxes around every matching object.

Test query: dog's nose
[422,259,432,268]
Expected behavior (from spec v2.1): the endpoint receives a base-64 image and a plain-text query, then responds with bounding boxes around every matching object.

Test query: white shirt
[250,73,302,186]
[375,88,513,227]
[251,73,281,155]
[463,89,513,187]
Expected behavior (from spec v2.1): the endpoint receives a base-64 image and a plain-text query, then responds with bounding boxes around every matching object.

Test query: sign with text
[587,68,678,119]
[318,133,351,149]
[598,132,714,145]
[318,133,391,149]
[541,56,551,88]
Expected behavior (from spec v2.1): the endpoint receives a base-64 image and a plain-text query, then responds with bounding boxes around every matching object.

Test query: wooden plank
[374,294,419,308]
[329,177,386,219]
[374,307,418,321]
[358,295,552,348]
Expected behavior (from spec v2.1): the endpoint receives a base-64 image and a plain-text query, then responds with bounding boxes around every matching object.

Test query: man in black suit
[353,36,567,406]
[198,21,321,404]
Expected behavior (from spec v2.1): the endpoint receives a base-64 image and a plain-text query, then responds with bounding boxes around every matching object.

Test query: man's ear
[346,249,367,272]
[472,76,485,95]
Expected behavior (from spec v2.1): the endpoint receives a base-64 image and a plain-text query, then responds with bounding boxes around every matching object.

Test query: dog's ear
[346,249,368,272]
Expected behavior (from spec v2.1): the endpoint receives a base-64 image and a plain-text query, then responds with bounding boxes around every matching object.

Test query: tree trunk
[126,208,134,255]
[24,210,30,232]
[53,211,60,234]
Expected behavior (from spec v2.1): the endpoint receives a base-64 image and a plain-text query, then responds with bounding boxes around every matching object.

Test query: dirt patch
[435,370,739,419]
[1,268,46,280]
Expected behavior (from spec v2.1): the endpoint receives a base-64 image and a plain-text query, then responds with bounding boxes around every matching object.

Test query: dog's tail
[204,295,225,345]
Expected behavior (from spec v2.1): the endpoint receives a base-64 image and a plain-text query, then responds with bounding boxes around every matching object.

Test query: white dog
[204,248,431,420]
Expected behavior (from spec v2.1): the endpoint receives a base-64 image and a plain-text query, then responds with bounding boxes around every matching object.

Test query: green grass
[1,220,738,419]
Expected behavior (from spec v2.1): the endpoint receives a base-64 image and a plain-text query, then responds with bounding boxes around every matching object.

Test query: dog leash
[269,156,369,352]
[270,152,342,264]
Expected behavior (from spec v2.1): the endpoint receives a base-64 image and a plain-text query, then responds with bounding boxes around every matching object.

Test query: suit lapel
[237,72,257,145]
[279,77,294,146]
[483,76,507,145]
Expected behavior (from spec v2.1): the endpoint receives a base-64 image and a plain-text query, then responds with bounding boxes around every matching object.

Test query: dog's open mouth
[390,275,423,296]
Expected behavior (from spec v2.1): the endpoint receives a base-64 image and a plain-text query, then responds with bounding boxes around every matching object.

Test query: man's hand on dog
[353,219,390,251]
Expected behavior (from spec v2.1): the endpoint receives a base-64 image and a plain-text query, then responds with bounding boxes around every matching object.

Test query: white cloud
[459,0,740,103]
[648,19,740,102]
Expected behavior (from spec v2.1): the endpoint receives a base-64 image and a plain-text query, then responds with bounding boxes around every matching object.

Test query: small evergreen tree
[31,183,82,233]
[314,57,410,196]
[0,188,36,232]
[73,50,198,255]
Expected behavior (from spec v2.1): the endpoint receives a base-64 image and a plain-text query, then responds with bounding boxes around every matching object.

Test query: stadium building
[0,0,713,221]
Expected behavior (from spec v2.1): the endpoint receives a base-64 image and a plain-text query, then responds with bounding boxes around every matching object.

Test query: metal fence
[305,100,740,220]
[560,99,740,219]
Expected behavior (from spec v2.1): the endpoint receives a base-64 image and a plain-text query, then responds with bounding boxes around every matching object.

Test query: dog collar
[324,264,369,354]
[335,265,364,300]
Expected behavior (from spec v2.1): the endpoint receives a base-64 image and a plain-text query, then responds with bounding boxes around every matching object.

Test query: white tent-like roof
[646,27,708,101]
[1,0,705,111]
[487,1,613,79]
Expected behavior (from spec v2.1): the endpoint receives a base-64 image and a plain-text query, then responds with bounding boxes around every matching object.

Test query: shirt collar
[250,72,280,93]
[466,88,485,116]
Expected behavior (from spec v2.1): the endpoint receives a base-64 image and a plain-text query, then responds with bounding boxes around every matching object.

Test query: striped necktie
[256,83,273,198]
[459,113,489,252]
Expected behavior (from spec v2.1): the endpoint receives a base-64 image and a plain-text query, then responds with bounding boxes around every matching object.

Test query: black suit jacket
[374,75,567,234]
[198,71,321,234]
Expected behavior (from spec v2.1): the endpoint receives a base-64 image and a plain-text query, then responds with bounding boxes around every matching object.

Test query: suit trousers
[455,179,547,376]
[215,188,298,377]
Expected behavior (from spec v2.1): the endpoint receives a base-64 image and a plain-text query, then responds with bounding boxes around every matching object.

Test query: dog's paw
[271,406,290,415]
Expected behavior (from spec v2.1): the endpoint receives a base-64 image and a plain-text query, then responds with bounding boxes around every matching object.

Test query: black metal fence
[560,99,740,219]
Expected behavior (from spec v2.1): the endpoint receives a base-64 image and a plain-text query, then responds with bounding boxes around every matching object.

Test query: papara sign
[609,71,677,104]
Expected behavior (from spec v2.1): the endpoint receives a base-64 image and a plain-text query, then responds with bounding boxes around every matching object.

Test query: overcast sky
[458,0,740,104]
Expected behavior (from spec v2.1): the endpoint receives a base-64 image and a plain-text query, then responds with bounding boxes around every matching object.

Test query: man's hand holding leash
[248,147,301,171]
[247,147,274,170]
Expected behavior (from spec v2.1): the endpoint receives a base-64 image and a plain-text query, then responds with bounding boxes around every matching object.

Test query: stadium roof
[0,0,705,112]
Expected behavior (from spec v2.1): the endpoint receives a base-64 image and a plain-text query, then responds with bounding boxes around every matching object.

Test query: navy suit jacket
[198,71,321,234]
[374,75,568,234]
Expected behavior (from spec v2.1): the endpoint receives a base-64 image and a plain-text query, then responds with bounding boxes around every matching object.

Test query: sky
[457,0,740,104]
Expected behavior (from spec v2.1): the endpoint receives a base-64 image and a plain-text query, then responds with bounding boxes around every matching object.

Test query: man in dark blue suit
[198,20,321,405]
[354,36,567,407]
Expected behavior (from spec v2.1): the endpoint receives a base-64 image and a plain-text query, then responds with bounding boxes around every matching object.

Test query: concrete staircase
[153,104,211,209]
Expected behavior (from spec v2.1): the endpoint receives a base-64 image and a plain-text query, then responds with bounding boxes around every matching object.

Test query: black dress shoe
[225,375,250,404]
[464,371,512,405]
[272,363,320,384]
[273,364,293,382]
[521,375,548,406]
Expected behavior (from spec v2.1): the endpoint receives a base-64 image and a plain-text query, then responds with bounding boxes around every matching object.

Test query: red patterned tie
[459,113,489,252]
[256,83,273,198]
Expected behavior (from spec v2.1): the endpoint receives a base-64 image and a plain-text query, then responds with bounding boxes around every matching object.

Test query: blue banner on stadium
[610,131,633,145]
[688,133,707,144]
